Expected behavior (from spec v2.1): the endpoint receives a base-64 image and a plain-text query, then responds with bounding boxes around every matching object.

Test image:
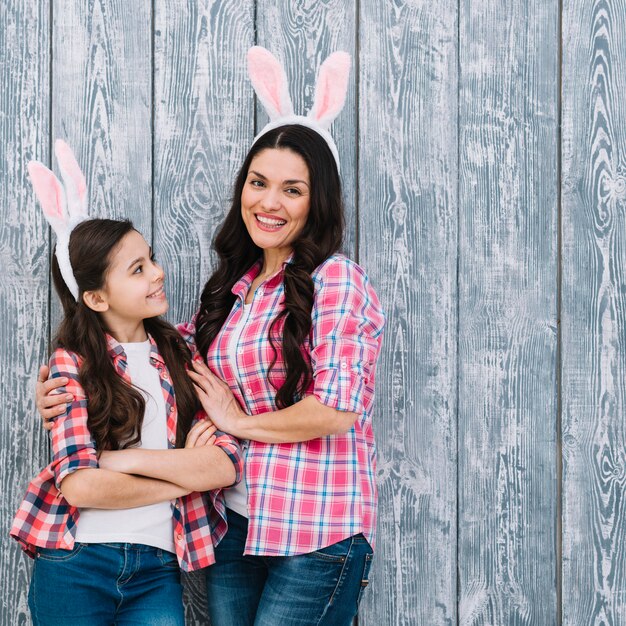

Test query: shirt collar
[105,332,164,365]
[231,254,294,299]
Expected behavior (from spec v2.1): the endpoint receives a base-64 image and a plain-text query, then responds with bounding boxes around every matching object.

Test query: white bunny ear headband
[28,140,89,301]
[247,46,351,171]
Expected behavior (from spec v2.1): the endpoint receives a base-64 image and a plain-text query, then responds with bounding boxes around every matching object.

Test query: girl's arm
[97,419,239,491]
[60,469,190,508]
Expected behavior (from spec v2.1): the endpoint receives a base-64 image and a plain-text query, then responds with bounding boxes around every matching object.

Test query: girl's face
[86,230,168,339]
[241,148,311,257]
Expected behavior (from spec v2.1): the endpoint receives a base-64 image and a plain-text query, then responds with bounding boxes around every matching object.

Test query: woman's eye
[133,265,143,274]
[285,188,301,196]
[251,180,264,188]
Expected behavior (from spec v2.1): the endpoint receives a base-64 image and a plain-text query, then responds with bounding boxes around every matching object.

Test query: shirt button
[169,406,175,413]
[341,361,348,369]
[238,347,244,355]
[257,288,264,296]
[169,438,176,446]
[246,388,253,396]
[176,533,183,541]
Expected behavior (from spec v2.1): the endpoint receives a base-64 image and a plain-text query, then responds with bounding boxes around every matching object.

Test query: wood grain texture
[561,0,626,623]
[53,0,152,231]
[357,1,458,624]
[153,2,254,622]
[3,1,626,625]
[255,0,357,258]
[457,1,559,624]
[0,2,51,625]
[153,0,254,328]
[50,0,152,332]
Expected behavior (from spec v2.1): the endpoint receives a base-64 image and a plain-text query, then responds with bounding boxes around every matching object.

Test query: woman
[36,47,385,625]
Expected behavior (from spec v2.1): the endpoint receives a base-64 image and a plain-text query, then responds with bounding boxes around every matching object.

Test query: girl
[12,141,242,626]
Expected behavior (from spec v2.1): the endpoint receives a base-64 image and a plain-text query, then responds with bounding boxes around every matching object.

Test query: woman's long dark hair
[195,125,344,408]
[52,219,198,450]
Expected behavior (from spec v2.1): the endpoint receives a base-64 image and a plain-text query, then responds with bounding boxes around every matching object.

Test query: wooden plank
[561,0,626,623]
[357,2,458,624]
[0,2,51,625]
[457,1,559,624]
[153,0,255,326]
[255,0,358,258]
[52,0,152,233]
[153,2,255,622]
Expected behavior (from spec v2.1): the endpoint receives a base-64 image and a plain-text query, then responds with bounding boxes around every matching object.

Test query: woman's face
[241,148,310,258]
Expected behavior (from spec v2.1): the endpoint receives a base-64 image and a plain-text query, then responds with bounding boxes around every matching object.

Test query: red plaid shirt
[178,253,385,556]
[10,334,243,572]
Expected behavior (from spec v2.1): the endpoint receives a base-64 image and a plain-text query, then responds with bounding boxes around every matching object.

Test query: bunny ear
[247,46,294,121]
[308,52,351,130]
[27,161,68,229]
[54,139,87,218]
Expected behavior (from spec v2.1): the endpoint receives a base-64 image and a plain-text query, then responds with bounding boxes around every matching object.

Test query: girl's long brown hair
[52,219,198,450]
[195,125,344,408]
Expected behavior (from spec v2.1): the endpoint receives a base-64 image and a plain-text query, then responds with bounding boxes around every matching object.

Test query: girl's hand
[187,361,245,435]
[185,419,218,448]
[36,365,74,430]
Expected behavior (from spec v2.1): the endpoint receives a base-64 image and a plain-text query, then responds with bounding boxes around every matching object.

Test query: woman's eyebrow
[249,170,308,187]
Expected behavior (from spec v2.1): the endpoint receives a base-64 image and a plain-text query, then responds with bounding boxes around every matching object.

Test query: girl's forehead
[109,230,150,269]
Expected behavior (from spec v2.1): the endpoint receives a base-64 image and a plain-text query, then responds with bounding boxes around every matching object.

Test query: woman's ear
[82,290,109,312]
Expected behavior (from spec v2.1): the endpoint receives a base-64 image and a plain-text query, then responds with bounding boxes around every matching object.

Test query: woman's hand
[185,419,218,448]
[187,361,246,436]
[36,365,74,431]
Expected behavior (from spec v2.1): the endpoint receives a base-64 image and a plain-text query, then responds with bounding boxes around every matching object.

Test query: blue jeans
[205,510,374,626]
[28,542,184,626]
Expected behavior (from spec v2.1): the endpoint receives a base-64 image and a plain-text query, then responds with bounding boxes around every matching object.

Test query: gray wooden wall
[1,1,625,624]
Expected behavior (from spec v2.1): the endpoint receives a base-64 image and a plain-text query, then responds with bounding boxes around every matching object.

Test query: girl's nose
[153,262,165,282]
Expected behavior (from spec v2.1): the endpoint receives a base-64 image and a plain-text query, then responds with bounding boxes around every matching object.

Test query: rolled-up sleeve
[213,431,243,486]
[310,257,385,414]
[48,349,98,489]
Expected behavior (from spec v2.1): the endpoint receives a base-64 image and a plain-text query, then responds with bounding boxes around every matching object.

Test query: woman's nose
[260,187,281,211]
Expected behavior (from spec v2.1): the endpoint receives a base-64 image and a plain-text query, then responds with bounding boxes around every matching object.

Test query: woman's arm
[60,468,191,508]
[188,361,358,444]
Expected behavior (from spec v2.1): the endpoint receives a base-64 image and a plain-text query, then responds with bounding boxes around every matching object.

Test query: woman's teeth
[256,215,286,227]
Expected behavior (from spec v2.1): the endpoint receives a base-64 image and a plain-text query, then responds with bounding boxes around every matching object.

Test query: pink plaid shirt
[10,334,243,572]
[178,253,385,556]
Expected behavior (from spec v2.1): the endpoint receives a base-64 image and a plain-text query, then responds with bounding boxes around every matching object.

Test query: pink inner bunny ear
[54,139,87,216]
[247,46,294,121]
[309,52,351,129]
[28,161,66,223]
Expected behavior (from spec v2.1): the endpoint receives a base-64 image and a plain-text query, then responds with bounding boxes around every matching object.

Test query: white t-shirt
[75,340,175,553]
[223,302,251,518]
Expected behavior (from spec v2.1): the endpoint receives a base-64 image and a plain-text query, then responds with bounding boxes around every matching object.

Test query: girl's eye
[251,180,265,188]
[133,265,143,274]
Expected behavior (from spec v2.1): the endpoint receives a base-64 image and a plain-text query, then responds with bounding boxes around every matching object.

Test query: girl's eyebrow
[249,170,309,187]
[127,248,153,270]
